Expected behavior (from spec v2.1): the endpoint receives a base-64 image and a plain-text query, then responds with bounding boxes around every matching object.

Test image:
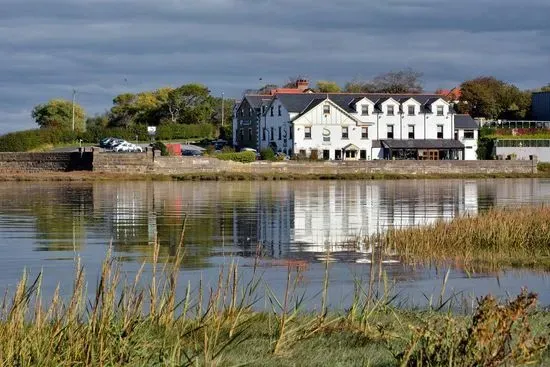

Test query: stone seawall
[0,152,93,172]
[150,156,537,176]
[0,151,538,176]
[91,152,537,176]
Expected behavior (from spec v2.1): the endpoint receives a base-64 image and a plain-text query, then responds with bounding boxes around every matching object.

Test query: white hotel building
[235,92,478,160]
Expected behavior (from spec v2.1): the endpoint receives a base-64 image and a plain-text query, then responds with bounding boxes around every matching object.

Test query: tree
[315,80,341,93]
[540,84,550,92]
[31,99,86,131]
[164,83,213,124]
[370,68,423,93]
[109,88,173,127]
[459,77,531,119]
[344,68,423,93]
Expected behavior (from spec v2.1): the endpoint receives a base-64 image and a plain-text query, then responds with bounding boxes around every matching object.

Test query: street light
[221,92,225,127]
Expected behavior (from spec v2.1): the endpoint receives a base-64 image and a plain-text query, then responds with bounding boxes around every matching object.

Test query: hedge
[214,151,256,163]
[0,128,78,152]
[155,123,216,140]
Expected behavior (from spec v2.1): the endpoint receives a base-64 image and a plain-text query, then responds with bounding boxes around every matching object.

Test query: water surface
[0,179,549,308]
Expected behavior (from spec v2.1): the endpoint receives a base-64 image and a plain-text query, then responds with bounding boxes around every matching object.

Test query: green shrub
[214,151,256,163]
[260,148,276,161]
[79,125,149,143]
[0,128,78,152]
[156,123,216,140]
[151,141,169,156]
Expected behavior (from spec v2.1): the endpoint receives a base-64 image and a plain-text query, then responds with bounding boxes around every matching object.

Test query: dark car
[182,149,203,156]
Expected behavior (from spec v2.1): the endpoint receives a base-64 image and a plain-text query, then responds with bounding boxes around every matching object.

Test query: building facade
[249,93,478,160]
[532,92,550,121]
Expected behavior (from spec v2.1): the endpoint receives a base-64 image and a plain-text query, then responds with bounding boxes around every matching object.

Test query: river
[0,179,549,308]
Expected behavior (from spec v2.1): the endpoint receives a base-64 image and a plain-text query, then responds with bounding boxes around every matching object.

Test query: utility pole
[71,89,77,131]
[221,92,225,127]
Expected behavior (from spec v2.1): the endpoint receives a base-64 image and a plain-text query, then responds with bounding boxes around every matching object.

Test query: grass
[383,205,550,271]
[1,209,550,366]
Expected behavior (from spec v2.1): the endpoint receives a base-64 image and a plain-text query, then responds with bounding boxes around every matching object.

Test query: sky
[1,0,549,133]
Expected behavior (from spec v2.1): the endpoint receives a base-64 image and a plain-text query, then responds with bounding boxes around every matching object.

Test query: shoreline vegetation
[1,207,550,365]
[1,170,550,182]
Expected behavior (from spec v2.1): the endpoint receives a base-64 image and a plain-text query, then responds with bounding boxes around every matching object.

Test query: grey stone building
[232,95,271,150]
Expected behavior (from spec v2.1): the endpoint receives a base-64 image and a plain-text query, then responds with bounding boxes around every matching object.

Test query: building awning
[377,139,465,149]
[342,143,360,151]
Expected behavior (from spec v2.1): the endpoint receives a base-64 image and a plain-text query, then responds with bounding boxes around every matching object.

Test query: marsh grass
[383,205,550,271]
[1,212,550,365]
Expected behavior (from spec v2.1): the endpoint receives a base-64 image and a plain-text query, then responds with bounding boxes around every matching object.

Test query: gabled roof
[245,95,271,110]
[454,114,478,129]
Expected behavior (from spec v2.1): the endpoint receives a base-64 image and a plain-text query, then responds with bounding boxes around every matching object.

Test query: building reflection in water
[3,179,549,265]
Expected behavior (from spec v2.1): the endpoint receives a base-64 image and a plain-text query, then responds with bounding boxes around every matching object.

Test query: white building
[251,93,478,160]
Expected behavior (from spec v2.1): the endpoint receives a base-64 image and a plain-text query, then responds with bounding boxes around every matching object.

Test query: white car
[114,142,142,152]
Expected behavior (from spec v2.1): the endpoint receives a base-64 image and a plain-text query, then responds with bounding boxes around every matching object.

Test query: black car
[182,149,203,156]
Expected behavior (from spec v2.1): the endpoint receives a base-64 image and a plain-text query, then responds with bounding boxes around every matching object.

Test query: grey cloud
[1,0,549,133]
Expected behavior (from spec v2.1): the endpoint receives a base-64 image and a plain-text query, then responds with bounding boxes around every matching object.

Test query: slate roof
[379,139,465,149]
[454,114,478,129]
[274,93,447,117]
[245,95,272,110]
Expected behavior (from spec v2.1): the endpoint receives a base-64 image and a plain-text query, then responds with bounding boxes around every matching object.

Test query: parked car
[182,149,202,156]
[107,139,125,149]
[114,142,143,152]
[100,137,115,148]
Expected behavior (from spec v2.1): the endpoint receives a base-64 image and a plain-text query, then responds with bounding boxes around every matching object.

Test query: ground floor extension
[295,139,467,161]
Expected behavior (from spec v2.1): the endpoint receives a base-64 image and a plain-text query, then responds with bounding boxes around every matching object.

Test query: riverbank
[2,170,550,182]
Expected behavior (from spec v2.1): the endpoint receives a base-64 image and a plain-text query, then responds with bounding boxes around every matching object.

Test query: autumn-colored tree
[31,99,86,131]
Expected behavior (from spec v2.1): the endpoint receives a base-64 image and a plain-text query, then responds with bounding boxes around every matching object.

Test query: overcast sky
[1,0,549,133]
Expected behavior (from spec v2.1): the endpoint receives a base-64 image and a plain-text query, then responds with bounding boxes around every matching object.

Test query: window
[437,105,444,116]
[345,150,357,159]
[361,127,368,139]
[248,108,252,117]
[239,129,244,141]
[240,109,244,117]
[248,128,252,141]
[387,125,394,139]
[408,125,415,139]
[278,105,282,116]
[299,149,306,157]
[335,150,342,160]
[262,106,266,114]
[454,129,458,140]
[323,150,330,160]
[342,127,349,139]
[387,105,394,116]
[408,105,415,116]
[262,129,266,141]
[437,125,444,139]
[323,104,330,114]
[304,126,311,139]
[289,127,293,140]
[270,127,274,140]
[464,130,475,139]
[360,150,367,160]
[361,105,369,115]
[278,127,282,140]
[270,106,274,116]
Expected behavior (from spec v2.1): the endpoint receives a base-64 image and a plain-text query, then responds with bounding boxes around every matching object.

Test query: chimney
[296,78,309,91]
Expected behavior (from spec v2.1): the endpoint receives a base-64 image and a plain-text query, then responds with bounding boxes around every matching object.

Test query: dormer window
[323,104,330,114]
[437,105,444,116]
[278,105,282,116]
[408,105,415,116]
[387,105,394,116]
[361,105,369,116]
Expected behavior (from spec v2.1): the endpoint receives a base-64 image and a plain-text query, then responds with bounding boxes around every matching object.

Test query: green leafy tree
[315,80,341,93]
[31,99,86,131]
[540,84,550,92]
[459,77,531,119]
[164,84,213,124]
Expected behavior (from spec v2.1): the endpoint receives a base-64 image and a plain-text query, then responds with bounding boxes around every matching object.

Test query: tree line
[29,73,550,134]
[31,83,233,133]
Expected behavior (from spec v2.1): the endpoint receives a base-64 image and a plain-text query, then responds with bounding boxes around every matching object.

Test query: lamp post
[71,89,77,131]
[221,92,225,127]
